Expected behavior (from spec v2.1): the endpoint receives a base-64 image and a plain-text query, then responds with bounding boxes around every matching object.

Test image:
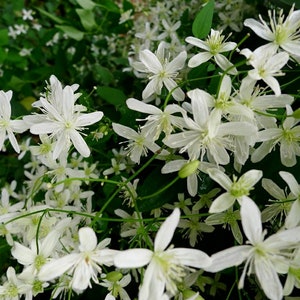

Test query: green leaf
[0,29,8,46]
[270,0,300,9]
[76,0,96,9]
[192,0,215,39]
[98,0,120,13]
[55,25,84,41]
[97,86,127,106]
[76,8,96,31]
[36,7,65,24]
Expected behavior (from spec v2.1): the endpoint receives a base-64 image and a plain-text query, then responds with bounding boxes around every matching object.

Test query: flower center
[230,175,251,198]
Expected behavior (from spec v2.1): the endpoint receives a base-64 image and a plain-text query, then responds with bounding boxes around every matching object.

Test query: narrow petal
[168,248,211,268]
[240,197,263,244]
[204,245,250,272]
[69,129,90,157]
[154,208,180,251]
[185,37,210,51]
[140,50,163,74]
[215,54,237,74]
[126,98,161,115]
[112,123,138,140]
[78,227,97,252]
[71,261,93,291]
[114,249,152,269]
[263,76,281,96]
[254,257,283,300]
[188,52,213,68]
[38,254,79,281]
[244,18,274,41]
[207,168,232,190]
[240,169,263,187]
[284,199,300,229]
[166,51,187,73]
[41,230,60,258]
[11,242,35,265]
[279,171,300,196]
[209,193,236,213]
[30,122,61,135]
[76,111,103,127]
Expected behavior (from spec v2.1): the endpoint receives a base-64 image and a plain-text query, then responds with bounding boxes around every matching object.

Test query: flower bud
[178,160,200,178]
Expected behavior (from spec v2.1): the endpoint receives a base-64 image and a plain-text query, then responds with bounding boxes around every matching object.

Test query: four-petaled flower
[114,208,211,300]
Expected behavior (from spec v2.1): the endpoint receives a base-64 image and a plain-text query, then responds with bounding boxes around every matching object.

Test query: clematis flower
[38,227,118,293]
[24,76,103,159]
[240,46,289,96]
[114,208,211,299]
[133,42,187,101]
[207,168,263,213]
[244,5,300,57]
[186,29,237,75]
[112,123,166,164]
[0,90,28,153]
[205,197,300,300]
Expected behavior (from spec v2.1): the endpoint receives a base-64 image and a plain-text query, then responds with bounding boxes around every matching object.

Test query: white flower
[0,90,28,153]
[11,230,60,275]
[207,168,263,213]
[112,123,164,164]
[163,89,257,164]
[38,227,118,292]
[25,76,103,159]
[126,98,186,141]
[114,208,211,299]
[244,6,300,57]
[251,106,300,167]
[186,29,237,75]
[134,42,187,101]
[240,46,289,96]
[205,197,300,300]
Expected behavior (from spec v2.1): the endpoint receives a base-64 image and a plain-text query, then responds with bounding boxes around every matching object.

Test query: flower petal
[209,193,236,213]
[154,208,180,252]
[240,196,263,244]
[78,227,97,252]
[168,248,211,268]
[204,245,250,272]
[114,249,152,269]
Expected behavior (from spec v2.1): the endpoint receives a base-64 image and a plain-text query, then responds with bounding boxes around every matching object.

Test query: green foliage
[192,0,215,39]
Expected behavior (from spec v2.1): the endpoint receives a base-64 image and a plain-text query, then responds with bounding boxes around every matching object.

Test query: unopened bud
[178,160,200,178]
[105,271,123,282]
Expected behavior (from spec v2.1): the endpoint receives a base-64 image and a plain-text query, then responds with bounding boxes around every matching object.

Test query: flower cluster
[0,1,300,300]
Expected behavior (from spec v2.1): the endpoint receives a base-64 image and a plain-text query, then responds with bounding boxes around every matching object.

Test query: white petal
[112,123,138,140]
[140,49,162,74]
[279,171,300,196]
[76,111,103,127]
[285,200,300,229]
[168,248,211,268]
[126,98,161,115]
[185,37,209,51]
[78,227,97,252]
[204,245,250,272]
[240,197,263,244]
[38,254,79,281]
[207,168,232,190]
[139,261,165,300]
[11,242,35,265]
[263,76,281,96]
[154,208,180,251]
[69,129,90,157]
[188,52,213,68]
[244,18,274,41]
[166,51,187,73]
[240,169,263,187]
[30,122,61,135]
[254,257,283,300]
[215,54,237,74]
[41,230,60,257]
[209,193,236,213]
[71,261,93,291]
[114,249,152,269]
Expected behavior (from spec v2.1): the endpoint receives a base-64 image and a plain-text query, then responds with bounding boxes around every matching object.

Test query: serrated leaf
[76,0,96,9]
[97,86,127,106]
[76,8,96,31]
[36,7,65,24]
[56,25,84,41]
[192,0,215,39]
